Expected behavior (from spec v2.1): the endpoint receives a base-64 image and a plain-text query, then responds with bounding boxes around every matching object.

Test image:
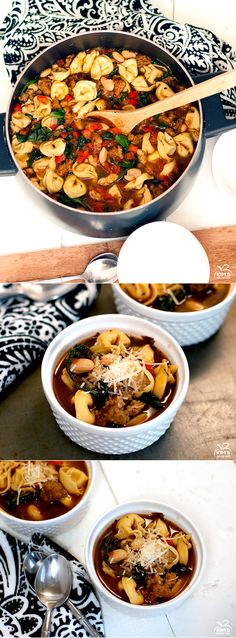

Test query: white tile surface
[0,1,236,254]
[53,460,236,638]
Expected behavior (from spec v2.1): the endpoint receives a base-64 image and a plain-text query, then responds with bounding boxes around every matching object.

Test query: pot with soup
[3,31,233,237]
[113,284,236,346]
[0,460,95,535]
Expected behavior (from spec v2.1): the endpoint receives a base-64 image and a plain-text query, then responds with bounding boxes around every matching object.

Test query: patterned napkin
[0,284,97,395]
[0,529,104,637]
[0,0,236,117]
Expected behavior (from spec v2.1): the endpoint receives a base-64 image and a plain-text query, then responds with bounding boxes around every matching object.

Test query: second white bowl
[41,314,189,455]
[112,284,236,346]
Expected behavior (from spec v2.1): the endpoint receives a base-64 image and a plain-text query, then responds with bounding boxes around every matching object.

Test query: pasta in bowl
[86,501,205,614]
[41,314,189,454]
[0,460,95,536]
[113,284,236,346]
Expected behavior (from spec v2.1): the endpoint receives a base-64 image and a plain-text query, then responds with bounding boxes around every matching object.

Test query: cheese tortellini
[131,76,154,92]
[72,162,98,180]
[63,174,87,198]
[157,131,176,160]
[73,80,97,103]
[43,168,64,194]
[118,58,138,83]
[70,51,86,73]
[90,329,131,355]
[174,132,194,157]
[12,136,33,155]
[11,113,32,133]
[156,81,174,100]
[90,55,114,80]
[59,466,88,494]
[51,81,69,100]
[34,96,52,119]
[72,390,95,424]
[40,138,66,157]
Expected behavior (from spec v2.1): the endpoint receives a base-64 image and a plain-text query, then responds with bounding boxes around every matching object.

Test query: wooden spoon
[88,67,236,134]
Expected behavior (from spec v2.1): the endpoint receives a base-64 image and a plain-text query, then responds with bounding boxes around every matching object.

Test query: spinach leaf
[118,158,137,169]
[77,135,89,148]
[120,91,128,100]
[21,77,38,93]
[58,191,91,210]
[50,108,65,124]
[27,148,43,167]
[156,295,176,312]
[16,132,28,142]
[36,127,52,142]
[64,142,74,159]
[141,392,164,410]
[101,131,114,140]
[66,344,92,375]
[137,92,150,107]
[115,134,129,151]
[162,70,172,78]
[171,564,191,574]
[109,67,118,78]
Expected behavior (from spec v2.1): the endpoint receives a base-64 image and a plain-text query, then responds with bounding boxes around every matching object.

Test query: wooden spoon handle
[134,67,236,121]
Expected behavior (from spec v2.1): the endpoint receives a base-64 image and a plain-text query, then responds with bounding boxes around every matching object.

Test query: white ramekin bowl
[41,314,189,455]
[0,461,95,538]
[112,284,236,346]
[86,500,206,616]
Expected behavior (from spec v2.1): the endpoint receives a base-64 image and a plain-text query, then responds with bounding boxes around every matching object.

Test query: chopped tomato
[92,201,106,212]
[72,130,79,138]
[166,539,174,546]
[82,129,93,139]
[84,122,103,132]
[63,94,73,102]
[48,460,64,466]
[145,363,154,373]
[61,131,68,138]
[76,149,90,163]
[111,126,122,135]
[124,151,135,160]
[128,144,139,152]
[143,125,155,132]
[37,95,49,103]
[13,103,22,112]
[50,124,58,130]
[127,90,138,106]
[55,154,65,163]
[56,59,65,67]
[110,164,121,174]
[96,185,114,200]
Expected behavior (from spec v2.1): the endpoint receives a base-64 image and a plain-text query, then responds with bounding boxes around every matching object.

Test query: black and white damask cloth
[0,529,104,637]
[0,0,236,117]
[0,284,97,395]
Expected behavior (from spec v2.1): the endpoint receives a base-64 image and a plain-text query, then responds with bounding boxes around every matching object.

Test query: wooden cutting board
[0,225,236,283]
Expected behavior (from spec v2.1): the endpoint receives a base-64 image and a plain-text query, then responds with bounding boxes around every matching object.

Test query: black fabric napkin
[0,284,97,395]
[0,528,104,637]
[0,0,236,118]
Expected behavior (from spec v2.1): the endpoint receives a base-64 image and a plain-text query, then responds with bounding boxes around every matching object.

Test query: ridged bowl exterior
[112,284,236,346]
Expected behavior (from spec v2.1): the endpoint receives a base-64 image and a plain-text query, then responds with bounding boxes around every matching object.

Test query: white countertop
[0,0,235,255]
[1,460,236,638]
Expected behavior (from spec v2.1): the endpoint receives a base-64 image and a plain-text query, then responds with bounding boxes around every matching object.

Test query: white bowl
[0,461,95,539]
[112,284,236,346]
[85,500,206,616]
[41,314,189,455]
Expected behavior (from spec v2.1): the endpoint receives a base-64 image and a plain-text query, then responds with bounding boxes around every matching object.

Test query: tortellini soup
[0,460,88,521]
[95,512,195,605]
[10,46,200,213]
[121,284,229,312]
[53,329,178,428]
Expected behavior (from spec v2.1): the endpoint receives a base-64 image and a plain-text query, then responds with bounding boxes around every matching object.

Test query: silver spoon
[24,550,100,638]
[0,252,118,299]
[35,553,72,638]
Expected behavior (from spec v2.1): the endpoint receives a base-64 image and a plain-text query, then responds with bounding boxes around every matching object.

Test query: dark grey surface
[0,285,235,460]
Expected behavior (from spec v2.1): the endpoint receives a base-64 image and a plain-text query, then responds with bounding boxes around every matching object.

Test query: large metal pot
[1,31,235,238]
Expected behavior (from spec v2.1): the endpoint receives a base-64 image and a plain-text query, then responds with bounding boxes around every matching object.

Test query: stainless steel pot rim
[6,30,203,218]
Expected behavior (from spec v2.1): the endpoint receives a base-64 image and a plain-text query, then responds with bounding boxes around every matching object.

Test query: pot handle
[191,72,236,138]
[0,113,18,175]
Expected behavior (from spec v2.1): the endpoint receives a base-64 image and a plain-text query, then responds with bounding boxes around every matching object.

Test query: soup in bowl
[41,314,189,454]
[113,284,236,346]
[86,501,205,614]
[0,460,94,536]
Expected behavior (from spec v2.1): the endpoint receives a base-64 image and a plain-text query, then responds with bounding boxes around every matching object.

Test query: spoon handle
[67,599,101,637]
[41,607,53,637]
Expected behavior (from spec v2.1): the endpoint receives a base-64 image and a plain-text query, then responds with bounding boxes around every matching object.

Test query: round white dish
[112,284,236,346]
[41,314,189,455]
[0,461,95,538]
[86,500,206,616]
